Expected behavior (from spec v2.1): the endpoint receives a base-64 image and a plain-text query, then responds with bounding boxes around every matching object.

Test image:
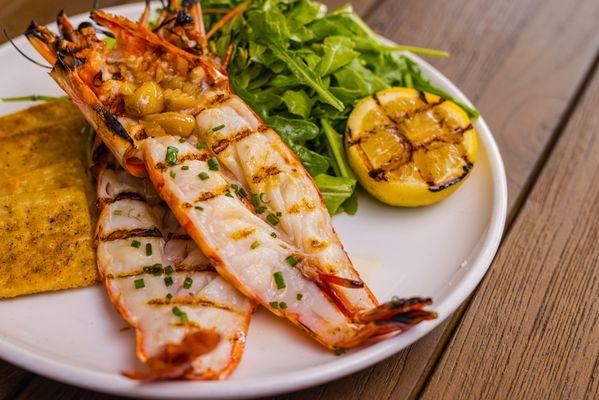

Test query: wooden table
[1,0,598,399]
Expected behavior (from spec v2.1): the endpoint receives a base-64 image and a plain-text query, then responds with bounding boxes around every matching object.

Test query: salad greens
[202,0,478,215]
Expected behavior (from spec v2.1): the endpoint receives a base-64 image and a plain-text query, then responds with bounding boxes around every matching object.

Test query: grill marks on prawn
[154,153,210,170]
[105,263,213,280]
[147,296,242,315]
[95,162,253,380]
[100,227,162,241]
[211,127,260,154]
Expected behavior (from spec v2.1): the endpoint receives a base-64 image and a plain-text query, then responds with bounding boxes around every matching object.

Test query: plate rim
[0,3,508,399]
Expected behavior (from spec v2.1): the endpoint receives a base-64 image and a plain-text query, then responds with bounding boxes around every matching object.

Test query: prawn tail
[122,329,220,381]
[338,297,437,349]
[359,297,436,324]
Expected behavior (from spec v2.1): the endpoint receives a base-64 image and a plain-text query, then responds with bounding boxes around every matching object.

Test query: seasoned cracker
[0,124,86,179]
[0,159,89,197]
[0,102,83,139]
[0,187,98,298]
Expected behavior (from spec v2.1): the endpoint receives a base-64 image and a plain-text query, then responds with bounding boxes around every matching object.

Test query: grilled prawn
[96,162,253,380]
[25,1,435,350]
[143,135,433,348]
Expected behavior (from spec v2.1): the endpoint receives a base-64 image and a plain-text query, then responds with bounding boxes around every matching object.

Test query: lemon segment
[346,87,477,207]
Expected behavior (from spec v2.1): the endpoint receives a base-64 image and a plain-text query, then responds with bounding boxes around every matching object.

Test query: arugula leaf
[287,0,326,24]
[233,83,282,117]
[332,59,389,101]
[282,90,313,119]
[314,174,357,215]
[266,115,320,142]
[247,9,344,111]
[321,118,354,179]
[290,144,330,176]
[339,192,358,215]
[318,36,358,77]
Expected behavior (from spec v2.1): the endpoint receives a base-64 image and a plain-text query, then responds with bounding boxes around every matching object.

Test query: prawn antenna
[3,28,52,69]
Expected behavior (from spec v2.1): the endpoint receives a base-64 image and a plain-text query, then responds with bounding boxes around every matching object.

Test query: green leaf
[233,83,282,117]
[288,0,326,24]
[271,44,343,110]
[290,144,330,176]
[282,90,313,119]
[267,115,320,142]
[339,192,358,215]
[333,59,389,99]
[321,118,355,179]
[318,36,358,76]
[308,5,373,41]
[314,174,357,215]
[269,74,302,89]
[247,9,344,111]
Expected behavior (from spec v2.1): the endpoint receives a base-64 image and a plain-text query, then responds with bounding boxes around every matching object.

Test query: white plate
[0,3,507,399]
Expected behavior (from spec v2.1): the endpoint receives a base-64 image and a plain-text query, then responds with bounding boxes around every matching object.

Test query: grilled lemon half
[346,87,477,207]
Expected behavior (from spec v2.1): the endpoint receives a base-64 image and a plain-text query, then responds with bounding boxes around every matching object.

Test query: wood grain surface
[0,0,597,399]
[421,57,599,400]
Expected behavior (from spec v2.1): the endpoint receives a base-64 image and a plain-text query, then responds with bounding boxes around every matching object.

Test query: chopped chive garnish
[270,232,277,238]
[146,243,152,256]
[334,348,346,356]
[260,193,269,204]
[181,165,189,170]
[269,301,279,309]
[167,232,174,240]
[296,293,303,301]
[266,213,280,225]
[197,141,206,149]
[251,194,260,207]
[255,206,266,214]
[194,205,204,211]
[131,240,141,248]
[183,277,193,289]
[237,187,248,199]
[231,184,239,191]
[172,306,188,322]
[212,124,225,132]
[279,301,288,310]
[170,170,176,178]
[178,137,186,143]
[207,157,219,171]
[276,211,282,217]
[225,189,234,198]
[285,255,299,267]
[166,293,173,300]
[165,146,179,165]
[273,271,286,289]
[164,276,173,286]
[198,172,209,180]
[250,240,260,249]
[113,209,122,215]
[134,279,145,289]
[165,265,173,275]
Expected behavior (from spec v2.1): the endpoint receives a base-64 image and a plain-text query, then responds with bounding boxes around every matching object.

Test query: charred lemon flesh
[346,87,477,206]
